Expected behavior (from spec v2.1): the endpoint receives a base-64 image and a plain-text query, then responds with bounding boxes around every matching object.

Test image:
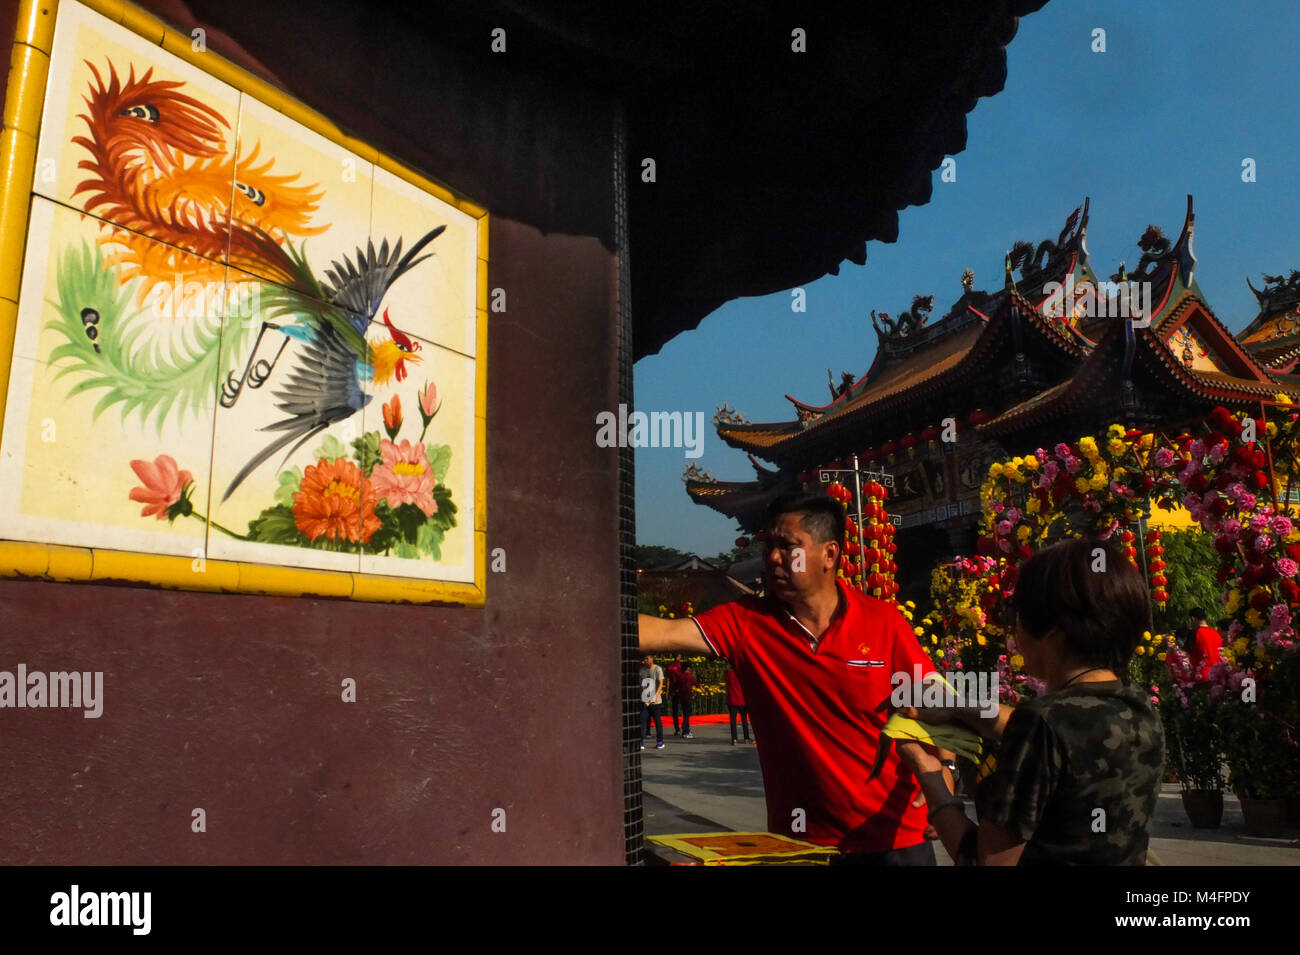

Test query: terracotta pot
[1240,797,1288,832]
[1181,789,1223,829]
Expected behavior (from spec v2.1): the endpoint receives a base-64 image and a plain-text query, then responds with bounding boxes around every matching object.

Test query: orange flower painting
[292,457,382,545]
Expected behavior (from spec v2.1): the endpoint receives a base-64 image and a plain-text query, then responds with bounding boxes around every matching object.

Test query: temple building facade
[687,198,1300,590]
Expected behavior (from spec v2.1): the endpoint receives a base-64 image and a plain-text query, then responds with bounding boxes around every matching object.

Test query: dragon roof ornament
[714,403,750,426]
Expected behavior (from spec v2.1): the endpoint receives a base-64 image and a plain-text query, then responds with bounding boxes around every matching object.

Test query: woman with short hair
[896,537,1165,865]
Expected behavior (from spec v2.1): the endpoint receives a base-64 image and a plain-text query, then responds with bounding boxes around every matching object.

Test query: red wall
[0,0,627,864]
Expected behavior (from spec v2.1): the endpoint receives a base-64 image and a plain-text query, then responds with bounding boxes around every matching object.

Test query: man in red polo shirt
[639,491,948,864]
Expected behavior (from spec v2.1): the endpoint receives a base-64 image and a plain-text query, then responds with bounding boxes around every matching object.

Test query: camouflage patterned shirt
[974,680,1165,865]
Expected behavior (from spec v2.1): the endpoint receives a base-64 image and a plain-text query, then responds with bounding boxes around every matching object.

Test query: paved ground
[641,721,1300,865]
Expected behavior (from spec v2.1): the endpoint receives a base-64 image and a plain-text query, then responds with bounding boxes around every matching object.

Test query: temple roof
[703,196,1300,475]
[684,478,784,523]
[1236,271,1300,372]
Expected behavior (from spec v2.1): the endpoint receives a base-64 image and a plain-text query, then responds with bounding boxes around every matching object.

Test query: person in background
[639,654,666,750]
[666,653,684,736]
[726,661,752,745]
[892,538,1164,865]
[1187,608,1223,682]
[675,662,698,738]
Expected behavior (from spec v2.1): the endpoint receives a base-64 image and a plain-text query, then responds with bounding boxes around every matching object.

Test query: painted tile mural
[0,1,481,586]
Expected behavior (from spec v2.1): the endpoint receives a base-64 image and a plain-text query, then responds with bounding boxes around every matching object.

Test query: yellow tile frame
[0,0,488,605]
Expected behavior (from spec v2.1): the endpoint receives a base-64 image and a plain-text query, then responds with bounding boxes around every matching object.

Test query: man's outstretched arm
[638,613,715,656]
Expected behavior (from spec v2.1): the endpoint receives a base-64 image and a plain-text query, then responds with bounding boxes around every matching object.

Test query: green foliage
[708,537,764,568]
[1219,696,1292,799]
[1152,528,1221,633]
[634,544,693,570]
[313,434,349,462]
[426,443,452,483]
[274,466,303,506]
[353,432,383,474]
[246,504,311,547]
[1159,685,1225,792]
[46,240,254,433]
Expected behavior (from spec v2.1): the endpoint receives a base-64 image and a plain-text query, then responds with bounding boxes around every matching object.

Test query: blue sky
[634,0,1300,556]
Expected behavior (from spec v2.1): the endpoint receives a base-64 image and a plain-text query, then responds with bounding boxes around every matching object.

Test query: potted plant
[1221,695,1293,830]
[1159,651,1225,827]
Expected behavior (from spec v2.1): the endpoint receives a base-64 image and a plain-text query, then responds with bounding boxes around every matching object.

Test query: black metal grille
[614,102,643,866]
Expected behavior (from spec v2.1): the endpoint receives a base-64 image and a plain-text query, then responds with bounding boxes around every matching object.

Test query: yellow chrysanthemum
[1107,438,1126,457]
[1138,433,1154,450]
[1234,637,1249,655]
[1023,455,1039,470]
[1089,473,1109,492]
[1075,477,1090,494]
[989,463,1004,479]
[1135,645,1146,656]
[1016,526,1032,542]
[976,634,987,646]
[1079,436,1099,456]
[1026,497,1042,514]
[1011,653,1024,668]
[1157,652,1167,662]
[1246,609,1264,629]
[1142,631,1152,642]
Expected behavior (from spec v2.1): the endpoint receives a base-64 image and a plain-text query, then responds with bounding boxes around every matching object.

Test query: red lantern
[920,424,941,443]
[735,537,750,549]
[969,409,991,426]
[899,434,918,450]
